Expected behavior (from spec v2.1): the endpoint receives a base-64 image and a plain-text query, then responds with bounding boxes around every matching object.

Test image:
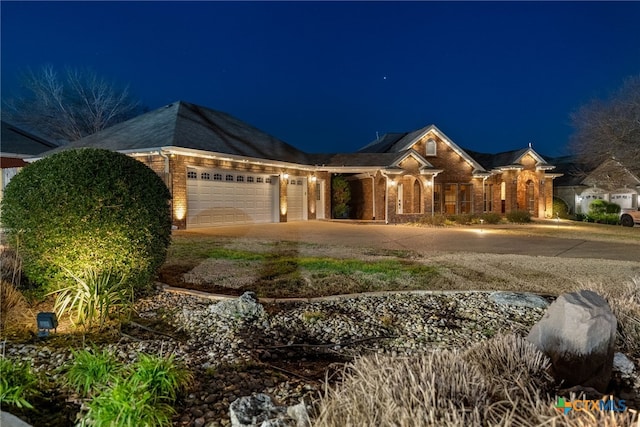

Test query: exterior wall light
[283,173,289,180]
[37,312,58,338]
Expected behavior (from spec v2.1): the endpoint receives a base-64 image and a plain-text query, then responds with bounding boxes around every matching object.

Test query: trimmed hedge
[1,148,172,295]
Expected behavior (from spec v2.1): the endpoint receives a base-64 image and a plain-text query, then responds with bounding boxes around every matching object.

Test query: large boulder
[527,290,617,392]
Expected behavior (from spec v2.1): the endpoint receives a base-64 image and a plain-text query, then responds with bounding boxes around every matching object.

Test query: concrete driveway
[178,220,640,262]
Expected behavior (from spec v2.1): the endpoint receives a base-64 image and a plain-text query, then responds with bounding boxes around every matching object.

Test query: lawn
[159,220,640,299]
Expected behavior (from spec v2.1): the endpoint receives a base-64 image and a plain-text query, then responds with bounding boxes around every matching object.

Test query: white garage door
[187,168,279,228]
[286,176,307,221]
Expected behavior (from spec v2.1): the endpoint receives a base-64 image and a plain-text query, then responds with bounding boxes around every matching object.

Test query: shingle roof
[357,126,435,154]
[40,101,310,164]
[308,152,403,168]
[547,155,592,187]
[1,121,58,157]
[464,148,532,170]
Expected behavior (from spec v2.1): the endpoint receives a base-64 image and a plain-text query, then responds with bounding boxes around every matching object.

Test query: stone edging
[161,284,551,304]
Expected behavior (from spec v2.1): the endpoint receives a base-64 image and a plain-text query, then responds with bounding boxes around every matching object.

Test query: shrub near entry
[1,148,172,295]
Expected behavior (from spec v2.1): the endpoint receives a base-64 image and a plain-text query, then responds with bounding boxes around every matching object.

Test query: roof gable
[465,147,550,171]
[359,124,486,172]
[390,149,434,169]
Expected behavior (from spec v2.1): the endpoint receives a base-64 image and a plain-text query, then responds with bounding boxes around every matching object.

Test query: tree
[332,174,351,218]
[570,75,640,177]
[3,65,140,142]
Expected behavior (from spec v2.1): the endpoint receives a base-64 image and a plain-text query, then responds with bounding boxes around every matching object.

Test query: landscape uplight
[37,312,58,338]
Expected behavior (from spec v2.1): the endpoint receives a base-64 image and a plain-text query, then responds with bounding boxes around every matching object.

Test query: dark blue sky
[2,2,639,156]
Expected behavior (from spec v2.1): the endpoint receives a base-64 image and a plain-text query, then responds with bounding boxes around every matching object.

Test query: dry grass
[0,245,23,287]
[579,277,640,359]
[0,280,33,335]
[313,334,640,427]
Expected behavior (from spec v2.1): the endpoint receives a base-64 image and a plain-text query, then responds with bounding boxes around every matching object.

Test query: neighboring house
[553,156,640,215]
[35,101,562,229]
[0,121,58,201]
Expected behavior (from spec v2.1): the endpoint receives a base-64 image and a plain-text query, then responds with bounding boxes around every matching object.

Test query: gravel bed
[1,288,549,427]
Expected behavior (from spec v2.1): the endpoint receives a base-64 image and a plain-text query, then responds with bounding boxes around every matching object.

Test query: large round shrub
[1,148,171,294]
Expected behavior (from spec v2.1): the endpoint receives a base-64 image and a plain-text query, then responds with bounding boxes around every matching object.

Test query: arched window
[425,138,437,156]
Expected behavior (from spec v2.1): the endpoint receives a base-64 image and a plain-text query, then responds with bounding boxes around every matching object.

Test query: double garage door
[186,167,306,228]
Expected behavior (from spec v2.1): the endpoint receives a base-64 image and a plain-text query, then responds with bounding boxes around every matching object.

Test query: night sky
[2,1,639,157]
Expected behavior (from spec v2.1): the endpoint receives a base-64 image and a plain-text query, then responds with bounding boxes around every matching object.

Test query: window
[459,184,472,214]
[225,174,234,182]
[200,172,211,180]
[247,176,254,183]
[257,177,264,183]
[297,179,303,185]
[437,183,473,214]
[425,138,437,156]
[265,177,272,184]
[290,179,296,185]
[484,183,493,212]
[316,183,321,201]
[213,173,222,181]
[444,184,457,214]
[433,184,442,214]
[187,171,197,179]
[236,175,244,182]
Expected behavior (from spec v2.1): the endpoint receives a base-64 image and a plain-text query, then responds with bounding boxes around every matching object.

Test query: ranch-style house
[30,101,563,229]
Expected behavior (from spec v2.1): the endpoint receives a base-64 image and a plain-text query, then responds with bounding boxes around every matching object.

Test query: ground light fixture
[37,312,58,338]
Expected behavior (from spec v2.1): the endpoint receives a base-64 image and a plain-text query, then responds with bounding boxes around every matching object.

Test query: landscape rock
[229,394,310,427]
[614,352,636,377]
[0,412,32,427]
[210,292,265,321]
[489,291,549,309]
[527,290,617,392]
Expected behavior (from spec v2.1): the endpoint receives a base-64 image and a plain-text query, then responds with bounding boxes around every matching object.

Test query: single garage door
[187,168,279,228]
[286,176,307,221]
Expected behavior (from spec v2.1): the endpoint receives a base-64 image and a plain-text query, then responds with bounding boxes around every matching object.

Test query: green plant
[80,378,174,427]
[552,197,570,219]
[587,199,621,224]
[128,353,192,403]
[480,212,502,224]
[66,347,120,397]
[506,210,532,223]
[331,174,351,219]
[0,358,40,409]
[50,268,133,331]
[1,148,172,296]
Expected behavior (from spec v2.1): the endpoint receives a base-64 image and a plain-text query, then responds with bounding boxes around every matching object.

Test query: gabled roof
[1,121,58,158]
[39,101,310,164]
[358,124,486,172]
[464,147,550,171]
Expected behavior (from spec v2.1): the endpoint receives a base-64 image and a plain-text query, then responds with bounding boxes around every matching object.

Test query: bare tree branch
[3,65,141,143]
[570,75,640,177]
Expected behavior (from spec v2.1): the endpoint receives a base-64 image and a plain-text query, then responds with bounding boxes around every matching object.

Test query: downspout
[431,174,436,217]
[159,150,172,222]
[482,176,488,214]
[158,150,170,186]
[369,174,376,220]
